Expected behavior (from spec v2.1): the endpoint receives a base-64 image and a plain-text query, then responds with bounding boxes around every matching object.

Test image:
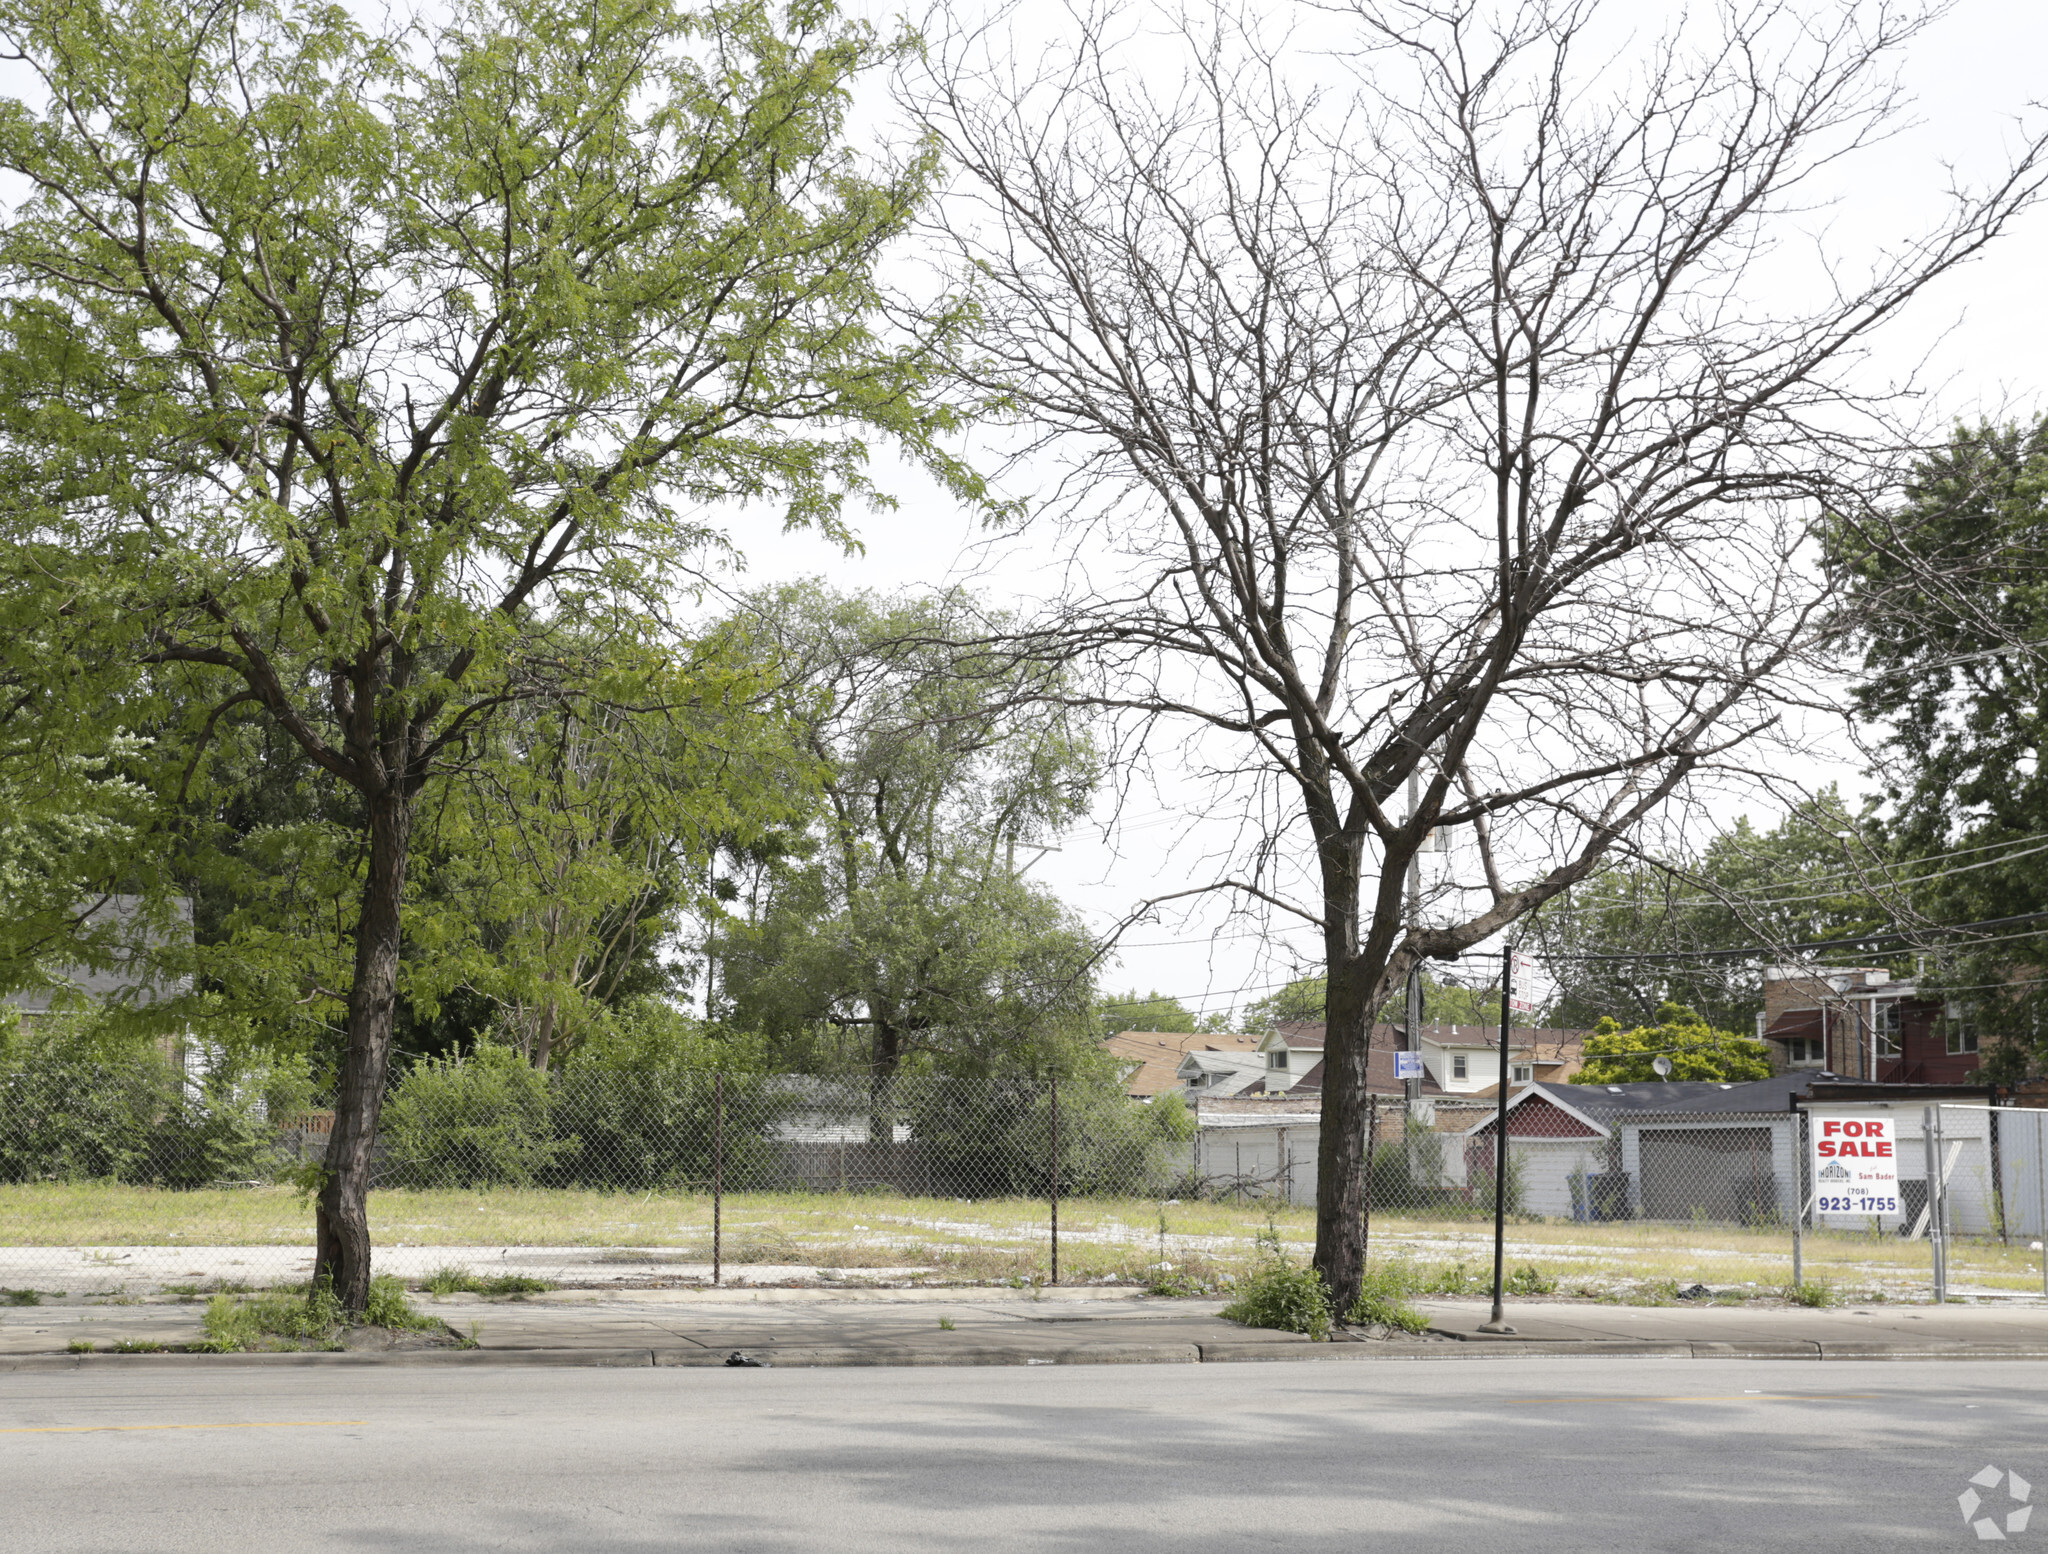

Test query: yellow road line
[0,1420,368,1435]
[1510,1394,1881,1404]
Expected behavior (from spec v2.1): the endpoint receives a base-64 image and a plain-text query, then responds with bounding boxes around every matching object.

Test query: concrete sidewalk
[4,1288,2048,1370]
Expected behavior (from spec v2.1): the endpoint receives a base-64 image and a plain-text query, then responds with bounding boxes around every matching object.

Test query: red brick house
[1760,965,1980,1084]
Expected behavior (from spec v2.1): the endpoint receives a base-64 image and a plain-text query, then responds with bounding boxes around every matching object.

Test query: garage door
[1638,1127,1777,1225]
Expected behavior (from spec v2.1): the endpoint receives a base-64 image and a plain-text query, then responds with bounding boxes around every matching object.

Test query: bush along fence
[1,1039,2043,1305]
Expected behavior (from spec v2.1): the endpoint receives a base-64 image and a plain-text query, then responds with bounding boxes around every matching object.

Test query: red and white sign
[1506,952,1541,1014]
[1808,1112,1901,1221]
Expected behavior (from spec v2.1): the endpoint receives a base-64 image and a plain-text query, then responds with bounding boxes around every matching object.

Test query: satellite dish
[1652,1055,1673,1078]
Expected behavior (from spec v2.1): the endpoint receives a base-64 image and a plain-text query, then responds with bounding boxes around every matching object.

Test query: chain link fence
[2,1045,2044,1306]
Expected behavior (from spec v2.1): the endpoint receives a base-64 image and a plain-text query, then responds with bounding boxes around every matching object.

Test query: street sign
[1393,1051,1424,1081]
[1507,951,1540,1013]
[1808,1112,1901,1221]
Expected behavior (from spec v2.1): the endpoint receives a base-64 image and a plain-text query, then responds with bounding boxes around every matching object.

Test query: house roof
[1105,1029,1261,1097]
[1531,1071,1819,1117]
[4,895,193,1016]
[1460,1088,1611,1138]
[1262,1020,1584,1054]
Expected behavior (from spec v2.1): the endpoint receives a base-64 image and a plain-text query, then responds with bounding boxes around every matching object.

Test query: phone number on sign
[1818,1195,1899,1214]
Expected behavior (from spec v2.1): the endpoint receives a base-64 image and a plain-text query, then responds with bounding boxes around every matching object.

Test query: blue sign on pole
[1393,1051,1424,1081]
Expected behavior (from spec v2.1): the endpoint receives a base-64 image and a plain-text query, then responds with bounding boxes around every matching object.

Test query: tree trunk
[1314,952,1376,1313]
[315,791,413,1313]
[868,1018,903,1146]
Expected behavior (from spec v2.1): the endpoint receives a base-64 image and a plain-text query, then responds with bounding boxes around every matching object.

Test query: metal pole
[1791,1105,1804,1293]
[1923,1105,1942,1304]
[2038,1110,2047,1301]
[1405,773,1424,1107]
[1935,1106,1950,1302]
[1049,1076,1061,1285]
[1481,945,1516,1333]
[713,1071,724,1289]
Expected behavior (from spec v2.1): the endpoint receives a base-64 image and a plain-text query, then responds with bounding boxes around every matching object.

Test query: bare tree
[915,0,2047,1306]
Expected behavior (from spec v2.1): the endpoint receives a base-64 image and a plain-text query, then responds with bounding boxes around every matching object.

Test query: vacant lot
[1,1183,2032,1301]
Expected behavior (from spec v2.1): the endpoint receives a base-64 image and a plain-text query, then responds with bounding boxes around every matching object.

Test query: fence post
[1916,1097,1933,1310]
[1789,1101,1803,1293]
[713,1071,724,1289]
[1049,1076,1060,1285]
[2038,1111,2047,1301]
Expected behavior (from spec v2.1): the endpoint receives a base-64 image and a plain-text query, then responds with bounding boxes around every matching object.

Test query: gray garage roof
[1531,1071,1821,1117]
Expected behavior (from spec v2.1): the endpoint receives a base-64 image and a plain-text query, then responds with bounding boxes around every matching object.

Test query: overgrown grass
[2,1180,2033,1303]
[2,1287,41,1306]
[1346,1258,1431,1334]
[1786,1278,1837,1308]
[198,1276,438,1352]
[420,1265,554,1298]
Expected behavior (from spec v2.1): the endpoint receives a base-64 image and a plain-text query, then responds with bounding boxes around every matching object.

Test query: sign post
[1479,945,1517,1334]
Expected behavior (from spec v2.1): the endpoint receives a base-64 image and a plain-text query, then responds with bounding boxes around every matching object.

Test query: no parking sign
[1808,1112,1901,1220]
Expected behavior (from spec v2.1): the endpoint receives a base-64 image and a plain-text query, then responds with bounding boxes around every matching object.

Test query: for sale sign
[1808,1112,1901,1221]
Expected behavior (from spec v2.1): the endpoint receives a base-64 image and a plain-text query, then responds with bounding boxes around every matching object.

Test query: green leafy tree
[0,0,970,1308]
[1574,1004,1773,1084]
[1837,416,2048,1078]
[716,585,1102,1084]
[1240,972,1510,1033]
[1531,792,1889,1033]
[1098,989,1235,1035]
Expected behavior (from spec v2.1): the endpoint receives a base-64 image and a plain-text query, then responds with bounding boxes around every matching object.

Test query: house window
[1873,1001,1902,1057]
[1267,1050,1287,1070]
[1783,1036,1823,1068]
[1511,1063,1533,1083]
[1947,1021,1979,1056]
[1452,1055,1468,1080]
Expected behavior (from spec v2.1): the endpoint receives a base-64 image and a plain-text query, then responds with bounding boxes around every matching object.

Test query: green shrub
[1220,1237,1332,1340]
[382,1046,573,1187]
[1786,1278,1836,1308]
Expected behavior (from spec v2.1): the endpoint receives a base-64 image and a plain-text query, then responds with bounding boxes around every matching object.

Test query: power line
[1541,909,2048,964]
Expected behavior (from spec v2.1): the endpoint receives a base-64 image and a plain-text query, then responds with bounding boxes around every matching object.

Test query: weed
[1346,1259,1430,1335]
[1221,1237,1332,1341]
[364,1275,436,1331]
[420,1265,553,1298]
[1786,1279,1836,1309]
[66,1338,93,1354]
[1505,1264,1557,1297]
[2,1287,42,1306]
[196,1277,431,1352]
[458,1320,483,1350]
[109,1339,165,1353]
[938,1317,956,1331]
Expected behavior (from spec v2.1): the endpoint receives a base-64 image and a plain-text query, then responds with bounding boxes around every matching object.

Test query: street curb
[11,1337,2048,1372]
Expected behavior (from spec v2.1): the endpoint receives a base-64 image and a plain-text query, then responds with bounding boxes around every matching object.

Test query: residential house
[1173,1049,1268,1099]
[1760,965,1979,1085]
[1256,1020,1585,1096]
[1103,1029,1264,1100]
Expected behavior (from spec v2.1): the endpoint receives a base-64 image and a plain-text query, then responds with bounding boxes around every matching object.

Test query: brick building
[1759,964,1980,1084]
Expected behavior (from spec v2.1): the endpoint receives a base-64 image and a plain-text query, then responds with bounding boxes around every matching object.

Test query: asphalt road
[0,1358,2037,1552]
